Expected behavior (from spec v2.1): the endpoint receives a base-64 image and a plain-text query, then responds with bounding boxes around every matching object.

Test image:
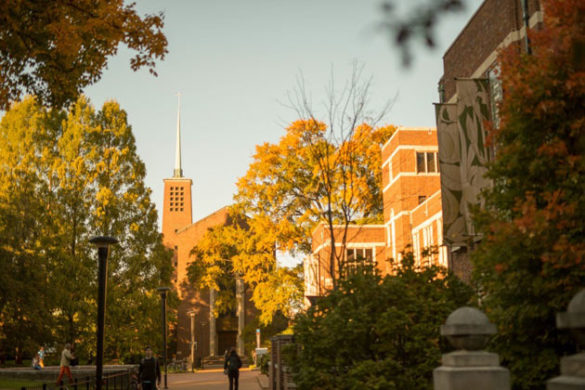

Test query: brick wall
[381,127,441,258]
[170,207,230,295]
[162,178,193,242]
[410,191,447,267]
[310,225,388,293]
[441,0,541,101]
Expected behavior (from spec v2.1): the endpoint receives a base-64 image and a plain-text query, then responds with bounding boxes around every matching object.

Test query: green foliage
[0,96,174,362]
[0,378,45,389]
[258,353,270,376]
[288,255,473,390]
[471,1,585,388]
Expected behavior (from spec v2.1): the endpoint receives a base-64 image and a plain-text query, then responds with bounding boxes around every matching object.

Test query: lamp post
[188,311,196,372]
[89,236,118,390]
[157,287,171,389]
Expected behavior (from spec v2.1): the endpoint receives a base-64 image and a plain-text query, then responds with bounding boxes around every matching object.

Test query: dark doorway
[217,331,237,356]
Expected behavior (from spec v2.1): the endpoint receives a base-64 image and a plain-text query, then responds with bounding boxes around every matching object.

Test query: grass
[0,378,46,390]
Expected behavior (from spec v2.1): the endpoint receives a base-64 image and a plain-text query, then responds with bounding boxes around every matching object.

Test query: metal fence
[22,370,138,390]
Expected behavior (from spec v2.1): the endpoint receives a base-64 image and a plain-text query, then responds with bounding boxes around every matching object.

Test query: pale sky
[84,0,481,265]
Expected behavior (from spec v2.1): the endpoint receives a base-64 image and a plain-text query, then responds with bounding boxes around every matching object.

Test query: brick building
[305,127,448,299]
[435,0,542,281]
[162,101,256,365]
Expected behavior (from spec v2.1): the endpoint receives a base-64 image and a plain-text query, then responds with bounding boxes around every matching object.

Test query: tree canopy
[0,96,173,362]
[472,0,585,388]
[187,208,303,325]
[236,117,395,287]
[0,0,167,109]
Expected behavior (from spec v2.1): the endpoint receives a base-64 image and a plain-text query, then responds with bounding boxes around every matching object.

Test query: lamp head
[157,286,171,296]
[90,236,119,248]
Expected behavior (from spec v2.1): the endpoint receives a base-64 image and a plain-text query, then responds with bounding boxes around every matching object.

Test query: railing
[21,370,138,390]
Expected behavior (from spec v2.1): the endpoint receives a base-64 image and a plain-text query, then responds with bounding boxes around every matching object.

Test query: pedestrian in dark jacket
[224,347,242,390]
[139,347,161,390]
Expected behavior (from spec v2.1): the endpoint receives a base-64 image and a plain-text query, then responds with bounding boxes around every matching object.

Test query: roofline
[311,222,386,236]
[381,126,438,151]
[443,0,491,61]
[164,178,193,182]
[175,205,230,234]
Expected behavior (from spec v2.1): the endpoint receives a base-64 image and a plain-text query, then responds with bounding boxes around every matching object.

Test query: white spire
[173,92,183,178]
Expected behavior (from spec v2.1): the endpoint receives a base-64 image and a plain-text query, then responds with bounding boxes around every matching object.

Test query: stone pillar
[209,289,217,356]
[236,276,245,356]
[547,289,585,389]
[433,306,510,390]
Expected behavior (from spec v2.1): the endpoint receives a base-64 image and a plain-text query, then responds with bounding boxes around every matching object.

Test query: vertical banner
[435,103,466,247]
[455,78,492,240]
[436,78,493,249]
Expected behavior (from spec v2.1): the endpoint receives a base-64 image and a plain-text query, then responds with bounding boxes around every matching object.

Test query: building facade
[305,127,448,299]
[162,101,256,365]
[435,0,542,281]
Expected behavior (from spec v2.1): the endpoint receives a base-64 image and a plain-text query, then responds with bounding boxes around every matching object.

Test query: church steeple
[162,93,193,241]
[174,93,183,178]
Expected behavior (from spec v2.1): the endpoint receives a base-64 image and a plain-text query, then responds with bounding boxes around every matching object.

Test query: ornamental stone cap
[557,289,585,329]
[441,307,496,336]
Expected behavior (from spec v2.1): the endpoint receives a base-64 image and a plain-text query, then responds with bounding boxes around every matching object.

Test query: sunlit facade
[305,127,447,302]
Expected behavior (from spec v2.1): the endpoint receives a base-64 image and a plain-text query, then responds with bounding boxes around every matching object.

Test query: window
[346,248,355,261]
[416,152,425,173]
[345,248,374,261]
[427,152,436,173]
[418,195,427,204]
[345,247,375,275]
[416,151,438,174]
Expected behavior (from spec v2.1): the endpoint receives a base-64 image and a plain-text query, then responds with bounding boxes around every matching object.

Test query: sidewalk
[167,369,261,390]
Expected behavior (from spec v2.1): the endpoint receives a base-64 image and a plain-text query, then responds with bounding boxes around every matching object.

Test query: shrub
[287,254,473,390]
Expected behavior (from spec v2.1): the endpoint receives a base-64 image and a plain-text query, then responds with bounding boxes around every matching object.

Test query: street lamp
[188,311,196,372]
[157,287,171,389]
[89,236,118,390]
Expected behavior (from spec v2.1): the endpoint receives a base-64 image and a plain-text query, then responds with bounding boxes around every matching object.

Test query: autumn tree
[187,208,303,326]
[0,96,173,362]
[0,0,167,109]
[471,1,585,388]
[237,67,394,289]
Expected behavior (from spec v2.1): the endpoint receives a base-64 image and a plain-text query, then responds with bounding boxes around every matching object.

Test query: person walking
[224,347,242,390]
[55,343,75,386]
[37,346,45,368]
[138,346,161,390]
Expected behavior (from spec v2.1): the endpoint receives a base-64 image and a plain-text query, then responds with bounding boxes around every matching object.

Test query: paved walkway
[167,369,261,390]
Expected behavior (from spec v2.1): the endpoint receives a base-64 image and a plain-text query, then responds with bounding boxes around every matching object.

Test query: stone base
[433,366,510,390]
[442,351,499,367]
[547,376,585,390]
[560,353,585,377]
[547,353,585,389]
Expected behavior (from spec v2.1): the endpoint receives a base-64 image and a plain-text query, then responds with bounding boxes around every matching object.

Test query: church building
[161,98,256,366]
